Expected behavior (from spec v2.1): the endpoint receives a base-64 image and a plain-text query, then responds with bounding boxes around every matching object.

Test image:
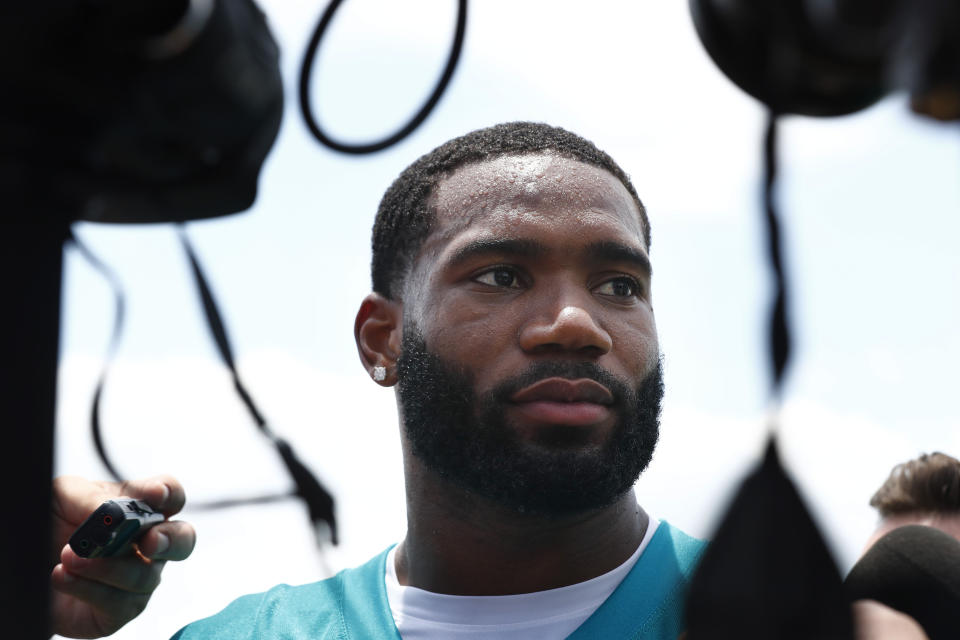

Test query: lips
[510,378,614,405]
[509,378,614,426]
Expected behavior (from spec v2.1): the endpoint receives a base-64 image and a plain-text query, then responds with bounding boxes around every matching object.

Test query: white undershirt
[384,517,660,639]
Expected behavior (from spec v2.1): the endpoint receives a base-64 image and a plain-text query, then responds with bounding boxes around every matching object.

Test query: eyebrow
[444,238,546,269]
[585,240,652,277]
[444,237,651,276]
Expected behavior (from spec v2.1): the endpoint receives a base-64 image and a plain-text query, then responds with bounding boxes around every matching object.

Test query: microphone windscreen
[845,524,960,640]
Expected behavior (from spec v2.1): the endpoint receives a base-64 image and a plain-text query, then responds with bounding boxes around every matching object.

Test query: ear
[354,293,402,386]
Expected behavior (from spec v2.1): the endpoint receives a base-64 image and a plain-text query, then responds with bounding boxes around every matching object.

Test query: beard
[396,329,663,516]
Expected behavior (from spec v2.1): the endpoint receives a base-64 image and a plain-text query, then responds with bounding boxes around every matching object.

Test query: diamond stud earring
[372,366,386,382]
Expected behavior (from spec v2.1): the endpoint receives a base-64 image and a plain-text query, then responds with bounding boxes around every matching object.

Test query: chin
[520,423,610,450]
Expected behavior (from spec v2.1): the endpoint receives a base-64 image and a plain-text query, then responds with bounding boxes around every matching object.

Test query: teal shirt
[172,521,705,640]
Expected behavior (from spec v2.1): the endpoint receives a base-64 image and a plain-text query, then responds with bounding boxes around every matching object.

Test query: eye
[473,267,523,289]
[594,276,641,299]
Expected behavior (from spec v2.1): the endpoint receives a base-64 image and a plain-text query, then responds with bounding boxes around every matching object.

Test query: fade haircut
[870,452,960,518]
[371,121,650,300]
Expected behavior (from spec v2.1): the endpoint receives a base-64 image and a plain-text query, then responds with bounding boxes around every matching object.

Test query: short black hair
[371,121,650,299]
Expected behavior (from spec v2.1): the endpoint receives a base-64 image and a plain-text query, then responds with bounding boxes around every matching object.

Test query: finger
[51,563,152,625]
[61,546,164,595]
[137,520,197,561]
[53,474,185,524]
[102,474,186,517]
[52,476,117,525]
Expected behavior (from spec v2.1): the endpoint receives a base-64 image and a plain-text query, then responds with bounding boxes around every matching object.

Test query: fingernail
[159,484,171,506]
[154,532,170,556]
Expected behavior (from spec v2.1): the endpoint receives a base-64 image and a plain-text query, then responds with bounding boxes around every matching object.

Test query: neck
[396,457,649,595]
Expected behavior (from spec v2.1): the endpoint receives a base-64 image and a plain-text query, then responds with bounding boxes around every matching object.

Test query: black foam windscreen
[684,438,854,639]
[688,0,892,117]
[0,0,282,223]
[689,0,960,120]
[845,524,960,640]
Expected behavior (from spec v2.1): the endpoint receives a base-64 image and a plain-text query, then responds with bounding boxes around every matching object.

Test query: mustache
[487,361,635,406]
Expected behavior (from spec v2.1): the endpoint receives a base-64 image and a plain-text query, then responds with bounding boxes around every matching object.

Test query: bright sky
[53,1,960,637]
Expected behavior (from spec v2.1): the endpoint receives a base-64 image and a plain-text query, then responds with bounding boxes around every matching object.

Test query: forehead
[426,153,646,251]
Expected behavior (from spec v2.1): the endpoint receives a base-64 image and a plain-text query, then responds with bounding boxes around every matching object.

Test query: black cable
[763,111,791,403]
[177,225,338,544]
[177,227,270,435]
[67,229,128,483]
[70,228,338,545]
[298,0,468,154]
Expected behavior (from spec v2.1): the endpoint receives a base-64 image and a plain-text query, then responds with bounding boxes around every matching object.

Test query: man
[846,452,960,639]
[170,121,706,638]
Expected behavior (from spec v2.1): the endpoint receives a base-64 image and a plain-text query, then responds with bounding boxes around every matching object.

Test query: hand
[49,475,197,639]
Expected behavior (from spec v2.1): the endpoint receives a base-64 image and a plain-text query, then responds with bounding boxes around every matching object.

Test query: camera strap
[763,112,790,405]
[68,225,338,546]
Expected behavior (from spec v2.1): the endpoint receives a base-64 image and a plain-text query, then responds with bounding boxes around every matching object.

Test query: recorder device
[68,498,165,558]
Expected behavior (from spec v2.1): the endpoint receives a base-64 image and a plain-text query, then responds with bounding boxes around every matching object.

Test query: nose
[518,301,612,357]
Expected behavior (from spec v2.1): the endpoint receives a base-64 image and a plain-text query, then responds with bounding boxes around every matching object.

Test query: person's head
[847,453,960,640]
[354,122,662,516]
[369,121,651,302]
[864,452,960,548]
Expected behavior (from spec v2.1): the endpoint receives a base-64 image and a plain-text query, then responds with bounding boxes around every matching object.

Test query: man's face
[396,153,661,514]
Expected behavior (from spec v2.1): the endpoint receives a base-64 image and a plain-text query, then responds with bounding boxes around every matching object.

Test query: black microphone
[845,524,960,640]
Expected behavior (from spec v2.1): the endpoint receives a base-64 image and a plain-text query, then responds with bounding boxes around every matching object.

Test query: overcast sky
[53,1,959,637]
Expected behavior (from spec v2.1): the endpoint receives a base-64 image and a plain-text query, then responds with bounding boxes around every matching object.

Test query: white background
[53,1,960,637]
